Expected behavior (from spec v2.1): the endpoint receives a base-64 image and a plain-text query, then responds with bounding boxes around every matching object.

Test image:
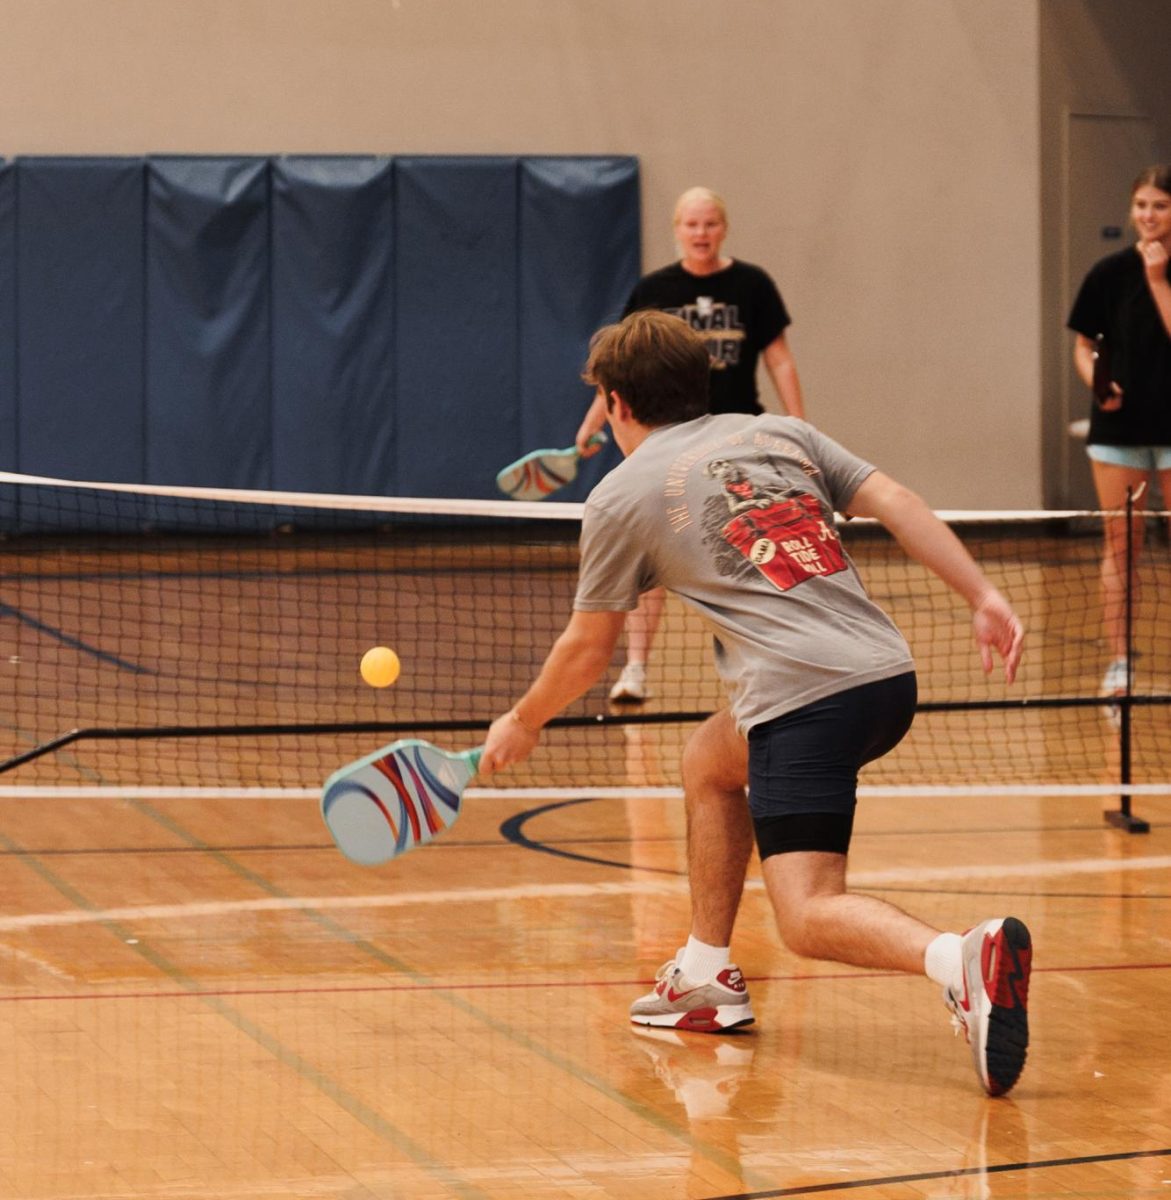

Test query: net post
[1105,486,1150,833]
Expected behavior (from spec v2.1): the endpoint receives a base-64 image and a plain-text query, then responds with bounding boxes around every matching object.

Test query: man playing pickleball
[480,310,1031,1097]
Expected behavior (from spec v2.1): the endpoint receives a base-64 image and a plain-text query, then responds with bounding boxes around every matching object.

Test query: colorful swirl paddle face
[496,433,606,501]
[321,739,483,866]
[496,451,577,500]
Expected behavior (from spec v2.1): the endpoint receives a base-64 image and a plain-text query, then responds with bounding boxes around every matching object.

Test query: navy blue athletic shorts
[747,671,917,859]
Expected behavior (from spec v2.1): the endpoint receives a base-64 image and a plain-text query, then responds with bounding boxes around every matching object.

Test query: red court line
[1,959,1167,1006]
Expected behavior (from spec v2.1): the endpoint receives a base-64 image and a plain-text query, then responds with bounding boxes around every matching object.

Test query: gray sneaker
[630,960,754,1032]
[944,917,1032,1095]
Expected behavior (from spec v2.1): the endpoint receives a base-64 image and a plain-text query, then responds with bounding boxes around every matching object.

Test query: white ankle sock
[924,932,963,993]
[677,937,731,982]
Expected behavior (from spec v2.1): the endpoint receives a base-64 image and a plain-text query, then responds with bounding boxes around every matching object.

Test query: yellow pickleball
[360,646,401,688]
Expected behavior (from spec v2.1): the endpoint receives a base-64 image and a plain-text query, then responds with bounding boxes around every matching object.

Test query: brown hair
[1131,165,1171,196]
[582,310,711,426]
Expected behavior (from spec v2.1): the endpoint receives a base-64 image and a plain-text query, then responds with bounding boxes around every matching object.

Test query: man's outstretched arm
[480,609,626,774]
[847,471,1024,683]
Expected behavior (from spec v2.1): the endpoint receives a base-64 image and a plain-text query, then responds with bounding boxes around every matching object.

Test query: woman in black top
[576,187,807,700]
[1068,164,1171,700]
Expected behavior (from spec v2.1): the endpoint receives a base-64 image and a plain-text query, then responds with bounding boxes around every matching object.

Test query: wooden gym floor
[0,526,1169,1196]
[0,783,1167,1199]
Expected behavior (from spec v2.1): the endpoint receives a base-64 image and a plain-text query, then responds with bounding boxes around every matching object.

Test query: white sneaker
[1100,658,1129,728]
[943,917,1032,1096]
[630,960,754,1032]
[1101,657,1130,695]
[609,662,649,702]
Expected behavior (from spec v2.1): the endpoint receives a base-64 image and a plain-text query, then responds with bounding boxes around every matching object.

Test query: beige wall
[2,0,1045,505]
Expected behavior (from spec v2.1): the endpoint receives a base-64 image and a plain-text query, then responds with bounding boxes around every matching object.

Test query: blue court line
[0,602,151,674]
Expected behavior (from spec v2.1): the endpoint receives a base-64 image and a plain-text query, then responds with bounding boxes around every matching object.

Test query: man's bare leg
[680,711,753,946]
[628,712,756,1031]
[761,850,936,973]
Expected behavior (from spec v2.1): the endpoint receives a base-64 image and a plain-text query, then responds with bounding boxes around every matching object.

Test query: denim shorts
[1087,444,1171,471]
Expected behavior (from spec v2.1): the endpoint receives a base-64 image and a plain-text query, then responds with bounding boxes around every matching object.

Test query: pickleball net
[2,470,1170,802]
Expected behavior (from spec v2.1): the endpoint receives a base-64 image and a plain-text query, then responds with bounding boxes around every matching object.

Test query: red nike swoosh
[957,971,972,1013]
[666,987,699,1002]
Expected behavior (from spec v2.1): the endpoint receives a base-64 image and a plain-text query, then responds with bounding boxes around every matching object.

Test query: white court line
[0,784,1169,799]
[848,855,1171,886]
[0,854,1168,934]
[0,787,323,800]
[0,881,688,932]
[0,942,75,982]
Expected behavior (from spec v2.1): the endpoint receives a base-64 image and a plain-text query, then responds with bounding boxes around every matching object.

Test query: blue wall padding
[394,158,521,498]
[16,158,145,481]
[146,158,271,488]
[271,157,396,495]
[1,154,639,527]
[516,157,637,495]
[0,160,14,531]
[0,161,14,476]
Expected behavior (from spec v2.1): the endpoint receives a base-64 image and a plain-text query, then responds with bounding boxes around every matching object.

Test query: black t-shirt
[1067,247,1171,446]
[622,260,791,414]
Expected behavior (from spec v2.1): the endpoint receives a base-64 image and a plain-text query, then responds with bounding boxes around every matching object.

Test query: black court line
[704,1146,1171,1198]
[4,798,1168,903]
[499,796,684,876]
[0,610,375,690]
[501,798,1171,901]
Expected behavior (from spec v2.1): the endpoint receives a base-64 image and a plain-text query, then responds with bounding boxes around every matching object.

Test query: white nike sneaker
[630,960,754,1032]
[943,917,1032,1095]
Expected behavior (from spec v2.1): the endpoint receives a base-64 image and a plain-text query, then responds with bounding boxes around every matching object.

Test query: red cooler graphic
[721,491,846,592]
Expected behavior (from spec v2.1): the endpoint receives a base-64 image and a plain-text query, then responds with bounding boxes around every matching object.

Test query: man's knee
[762,850,848,956]
[682,711,747,793]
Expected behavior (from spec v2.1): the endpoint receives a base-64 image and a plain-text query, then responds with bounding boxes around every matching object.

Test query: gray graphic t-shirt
[575,414,914,734]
